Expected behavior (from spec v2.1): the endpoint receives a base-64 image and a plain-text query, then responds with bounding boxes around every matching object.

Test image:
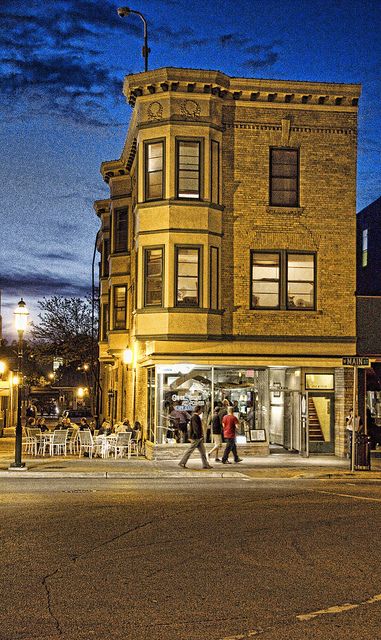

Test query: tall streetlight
[117,7,150,72]
[10,298,29,469]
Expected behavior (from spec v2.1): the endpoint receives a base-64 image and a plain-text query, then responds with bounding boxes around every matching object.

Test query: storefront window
[155,365,270,445]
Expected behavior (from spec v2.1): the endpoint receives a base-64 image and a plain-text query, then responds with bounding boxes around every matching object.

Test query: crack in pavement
[42,568,63,637]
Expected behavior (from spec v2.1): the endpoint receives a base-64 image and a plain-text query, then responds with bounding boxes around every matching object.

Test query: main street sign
[342,357,370,367]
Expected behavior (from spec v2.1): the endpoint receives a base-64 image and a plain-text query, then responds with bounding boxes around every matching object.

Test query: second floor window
[270,148,299,207]
[177,140,201,199]
[113,285,127,329]
[113,208,128,253]
[145,141,164,200]
[209,246,219,310]
[251,251,315,310]
[362,228,368,267]
[144,247,163,306]
[176,247,200,307]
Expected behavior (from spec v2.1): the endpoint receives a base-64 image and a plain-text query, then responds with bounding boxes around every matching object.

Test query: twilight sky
[0,0,380,336]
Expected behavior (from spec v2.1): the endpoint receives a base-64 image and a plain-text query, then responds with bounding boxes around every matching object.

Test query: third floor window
[177,140,201,199]
[270,148,299,207]
[113,207,128,253]
[145,140,164,201]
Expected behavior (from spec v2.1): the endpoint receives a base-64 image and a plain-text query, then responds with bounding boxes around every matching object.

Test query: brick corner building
[94,67,361,459]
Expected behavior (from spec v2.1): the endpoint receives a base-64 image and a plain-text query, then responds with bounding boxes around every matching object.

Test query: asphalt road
[1,477,381,640]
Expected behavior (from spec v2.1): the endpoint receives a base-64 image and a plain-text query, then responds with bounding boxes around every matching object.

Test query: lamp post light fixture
[10,298,29,470]
[117,6,150,72]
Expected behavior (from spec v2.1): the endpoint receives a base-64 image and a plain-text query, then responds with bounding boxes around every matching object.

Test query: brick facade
[94,68,360,458]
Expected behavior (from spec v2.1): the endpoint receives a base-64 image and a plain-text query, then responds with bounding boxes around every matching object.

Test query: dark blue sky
[0,0,380,336]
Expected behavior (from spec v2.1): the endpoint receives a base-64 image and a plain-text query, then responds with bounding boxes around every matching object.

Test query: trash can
[352,432,371,471]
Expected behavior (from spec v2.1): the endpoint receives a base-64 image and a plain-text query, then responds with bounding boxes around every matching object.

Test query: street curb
[0,470,249,479]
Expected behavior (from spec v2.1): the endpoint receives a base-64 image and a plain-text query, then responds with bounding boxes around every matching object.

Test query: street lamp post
[10,298,29,469]
[117,6,150,72]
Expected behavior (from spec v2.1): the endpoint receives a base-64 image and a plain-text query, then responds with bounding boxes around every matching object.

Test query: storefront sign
[305,374,334,390]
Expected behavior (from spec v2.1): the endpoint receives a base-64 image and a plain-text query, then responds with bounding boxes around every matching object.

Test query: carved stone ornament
[147,101,163,120]
[180,99,201,119]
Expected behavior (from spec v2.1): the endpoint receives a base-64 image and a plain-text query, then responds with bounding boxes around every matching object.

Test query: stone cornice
[122,66,361,110]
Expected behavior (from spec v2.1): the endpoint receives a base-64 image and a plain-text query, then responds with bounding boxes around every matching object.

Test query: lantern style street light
[10,298,29,469]
[117,6,150,72]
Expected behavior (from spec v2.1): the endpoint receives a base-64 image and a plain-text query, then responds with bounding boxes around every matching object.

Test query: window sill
[266,206,305,216]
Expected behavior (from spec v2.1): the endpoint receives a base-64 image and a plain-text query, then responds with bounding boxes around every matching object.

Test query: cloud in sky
[0,2,283,128]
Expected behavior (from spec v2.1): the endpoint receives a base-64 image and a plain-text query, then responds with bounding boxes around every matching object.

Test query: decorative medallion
[180,99,201,119]
[147,101,163,120]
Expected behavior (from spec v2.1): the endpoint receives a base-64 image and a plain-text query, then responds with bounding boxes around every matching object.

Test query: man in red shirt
[221,407,243,464]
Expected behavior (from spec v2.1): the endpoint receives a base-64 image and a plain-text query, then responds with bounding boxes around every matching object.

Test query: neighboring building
[94,67,361,459]
[356,196,381,426]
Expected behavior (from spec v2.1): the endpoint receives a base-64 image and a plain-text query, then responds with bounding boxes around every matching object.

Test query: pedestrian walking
[208,407,223,462]
[221,406,243,464]
[178,406,213,469]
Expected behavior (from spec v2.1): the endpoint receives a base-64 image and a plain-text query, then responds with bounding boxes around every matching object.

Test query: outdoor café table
[95,434,117,458]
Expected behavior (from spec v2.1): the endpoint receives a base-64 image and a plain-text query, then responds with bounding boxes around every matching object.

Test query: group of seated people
[25,416,142,440]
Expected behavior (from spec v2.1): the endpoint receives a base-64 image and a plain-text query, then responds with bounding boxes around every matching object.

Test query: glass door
[308,392,334,453]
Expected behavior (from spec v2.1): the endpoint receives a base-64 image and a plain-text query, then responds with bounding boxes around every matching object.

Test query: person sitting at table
[98,420,111,436]
[79,417,91,431]
[36,417,49,432]
[115,421,127,433]
[53,417,64,430]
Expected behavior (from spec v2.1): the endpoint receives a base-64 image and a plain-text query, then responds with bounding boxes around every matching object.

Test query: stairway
[308,398,324,441]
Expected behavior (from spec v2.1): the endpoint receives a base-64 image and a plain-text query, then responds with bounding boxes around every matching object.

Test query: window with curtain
[362,228,368,267]
[251,251,315,310]
[287,254,315,309]
[251,252,280,308]
[144,247,163,306]
[177,140,201,199]
[145,141,164,200]
[176,247,200,307]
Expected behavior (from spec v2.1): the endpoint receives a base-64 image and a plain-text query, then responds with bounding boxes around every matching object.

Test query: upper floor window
[144,247,163,307]
[270,148,299,207]
[113,285,127,330]
[287,254,315,309]
[145,140,164,201]
[175,247,201,307]
[211,140,220,204]
[101,238,110,277]
[251,252,280,309]
[177,140,201,199]
[101,303,109,341]
[251,251,315,310]
[362,228,368,267]
[209,246,219,310]
[113,208,128,253]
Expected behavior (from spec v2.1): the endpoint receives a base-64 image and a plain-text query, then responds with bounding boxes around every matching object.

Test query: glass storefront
[149,364,337,454]
[154,365,292,447]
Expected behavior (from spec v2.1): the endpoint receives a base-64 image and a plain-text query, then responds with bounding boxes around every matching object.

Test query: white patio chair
[24,428,41,455]
[113,432,132,459]
[49,429,68,456]
[78,430,95,458]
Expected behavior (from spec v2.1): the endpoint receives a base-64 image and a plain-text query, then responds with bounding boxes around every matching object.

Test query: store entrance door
[308,393,334,454]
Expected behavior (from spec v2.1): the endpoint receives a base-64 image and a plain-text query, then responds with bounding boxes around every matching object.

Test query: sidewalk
[1,437,381,480]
